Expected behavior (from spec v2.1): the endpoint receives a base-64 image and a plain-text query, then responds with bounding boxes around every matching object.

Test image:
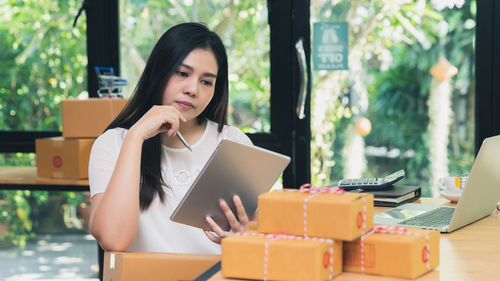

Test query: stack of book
[352,185,421,207]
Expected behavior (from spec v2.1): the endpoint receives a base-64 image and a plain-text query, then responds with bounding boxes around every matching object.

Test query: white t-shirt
[88,120,252,253]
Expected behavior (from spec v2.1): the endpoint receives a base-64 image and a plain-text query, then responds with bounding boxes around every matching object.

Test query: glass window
[119,0,270,132]
[0,2,94,279]
[310,0,475,196]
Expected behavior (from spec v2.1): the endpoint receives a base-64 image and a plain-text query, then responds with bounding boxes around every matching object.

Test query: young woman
[88,22,251,254]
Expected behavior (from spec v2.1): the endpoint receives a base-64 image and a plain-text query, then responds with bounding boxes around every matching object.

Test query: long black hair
[106,22,229,210]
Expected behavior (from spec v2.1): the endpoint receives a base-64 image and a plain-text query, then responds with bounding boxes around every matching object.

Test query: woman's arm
[89,131,144,251]
[89,105,185,251]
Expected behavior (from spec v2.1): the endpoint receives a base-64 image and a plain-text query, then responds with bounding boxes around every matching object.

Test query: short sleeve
[88,128,128,198]
[220,125,253,146]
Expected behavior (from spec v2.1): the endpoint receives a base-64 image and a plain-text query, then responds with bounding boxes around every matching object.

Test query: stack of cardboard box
[35,98,128,179]
[219,186,440,280]
[98,186,439,280]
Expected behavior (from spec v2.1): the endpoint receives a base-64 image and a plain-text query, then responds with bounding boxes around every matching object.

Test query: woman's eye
[202,80,214,86]
[175,70,188,77]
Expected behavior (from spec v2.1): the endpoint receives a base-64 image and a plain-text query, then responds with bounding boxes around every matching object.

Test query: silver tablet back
[170,139,290,231]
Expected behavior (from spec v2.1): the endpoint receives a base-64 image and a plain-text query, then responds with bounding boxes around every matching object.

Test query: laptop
[170,138,291,231]
[374,135,500,232]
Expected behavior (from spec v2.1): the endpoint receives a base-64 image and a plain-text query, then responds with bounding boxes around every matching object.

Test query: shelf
[0,166,89,192]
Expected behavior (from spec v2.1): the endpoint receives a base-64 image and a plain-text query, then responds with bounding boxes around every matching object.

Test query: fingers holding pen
[157,106,186,137]
[130,105,186,140]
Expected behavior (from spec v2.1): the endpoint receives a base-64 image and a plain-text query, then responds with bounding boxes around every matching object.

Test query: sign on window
[313,22,348,70]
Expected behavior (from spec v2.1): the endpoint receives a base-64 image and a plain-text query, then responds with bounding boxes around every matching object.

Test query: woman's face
[162,48,218,122]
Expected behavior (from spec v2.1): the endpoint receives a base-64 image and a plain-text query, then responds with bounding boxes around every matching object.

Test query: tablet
[170,138,291,231]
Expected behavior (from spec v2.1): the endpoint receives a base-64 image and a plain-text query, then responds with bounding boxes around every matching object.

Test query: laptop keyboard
[399,207,455,228]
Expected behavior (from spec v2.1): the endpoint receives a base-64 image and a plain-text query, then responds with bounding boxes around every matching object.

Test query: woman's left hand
[204,195,249,244]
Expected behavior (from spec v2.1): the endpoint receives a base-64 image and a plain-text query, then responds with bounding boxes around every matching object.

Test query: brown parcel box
[343,226,440,279]
[221,233,342,281]
[103,251,220,281]
[62,98,128,138]
[258,189,374,241]
[35,137,95,179]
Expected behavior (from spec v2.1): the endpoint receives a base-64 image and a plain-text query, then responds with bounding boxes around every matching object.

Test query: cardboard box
[248,220,257,232]
[36,137,94,179]
[221,233,342,281]
[62,98,128,138]
[343,226,440,279]
[103,251,220,281]
[258,189,374,241]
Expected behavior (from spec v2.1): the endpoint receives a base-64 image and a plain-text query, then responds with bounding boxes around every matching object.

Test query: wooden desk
[208,197,500,281]
[0,166,89,191]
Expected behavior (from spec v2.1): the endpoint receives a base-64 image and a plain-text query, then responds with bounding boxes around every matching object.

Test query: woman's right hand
[129,105,187,141]
[90,104,186,251]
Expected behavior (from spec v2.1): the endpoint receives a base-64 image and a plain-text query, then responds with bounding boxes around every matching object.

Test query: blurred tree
[0,0,88,247]
[310,0,475,197]
[0,0,88,132]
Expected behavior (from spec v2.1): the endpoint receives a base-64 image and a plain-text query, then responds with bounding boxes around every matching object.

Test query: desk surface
[210,197,500,281]
[0,166,89,191]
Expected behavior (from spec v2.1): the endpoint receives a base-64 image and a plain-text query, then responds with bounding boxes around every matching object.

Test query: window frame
[475,0,500,153]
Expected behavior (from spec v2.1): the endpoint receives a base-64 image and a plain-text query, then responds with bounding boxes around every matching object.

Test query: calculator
[338,169,405,191]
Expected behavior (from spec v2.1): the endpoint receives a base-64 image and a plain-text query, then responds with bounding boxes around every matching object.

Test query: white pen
[176,131,192,152]
[166,122,192,152]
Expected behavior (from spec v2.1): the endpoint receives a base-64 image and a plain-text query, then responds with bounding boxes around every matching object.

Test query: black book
[350,185,421,207]
[193,261,221,281]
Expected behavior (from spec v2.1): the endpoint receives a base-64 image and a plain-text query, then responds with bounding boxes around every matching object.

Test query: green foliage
[310,0,475,197]
[0,0,88,132]
[365,53,431,193]
[0,0,87,248]
[0,190,34,248]
[0,153,36,167]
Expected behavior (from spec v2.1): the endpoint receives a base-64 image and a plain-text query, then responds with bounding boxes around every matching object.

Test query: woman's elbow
[92,230,132,252]
[99,239,130,252]
[90,223,132,252]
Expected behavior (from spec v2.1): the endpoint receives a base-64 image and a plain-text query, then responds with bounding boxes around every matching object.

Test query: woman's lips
[175,101,194,110]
